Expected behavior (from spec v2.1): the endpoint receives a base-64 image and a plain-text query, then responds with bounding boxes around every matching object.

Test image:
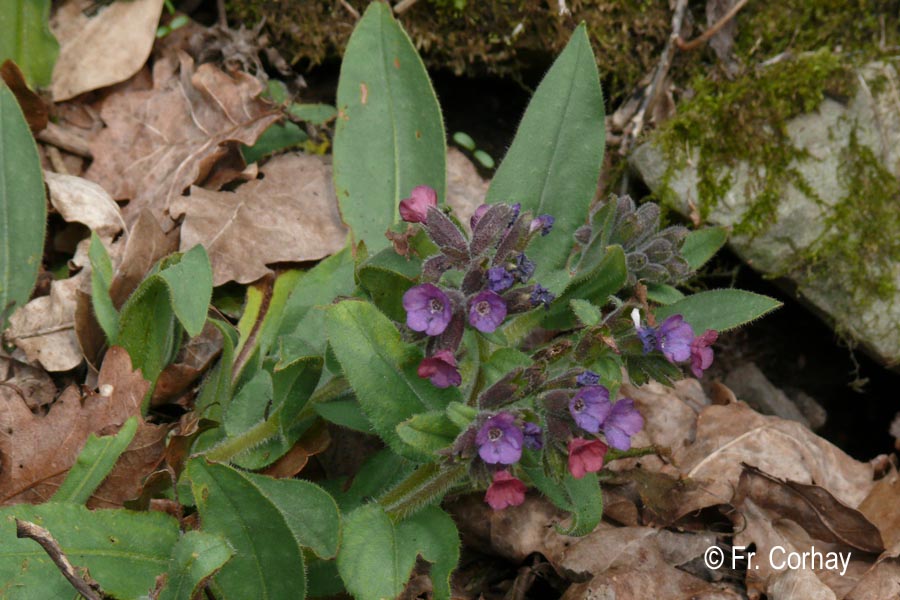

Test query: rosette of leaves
[573,194,691,286]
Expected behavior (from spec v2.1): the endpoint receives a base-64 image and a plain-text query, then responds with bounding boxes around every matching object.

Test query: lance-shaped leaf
[486,24,604,281]
[542,246,628,330]
[157,531,234,600]
[0,81,46,328]
[681,226,728,270]
[0,1,58,87]
[89,231,118,340]
[655,289,782,332]
[0,502,179,599]
[337,504,459,600]
[326,300,461,460]
[186,460,341,600]
[333,2,446,250]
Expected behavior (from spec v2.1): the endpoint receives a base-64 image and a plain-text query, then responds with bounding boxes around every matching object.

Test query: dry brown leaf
[1,60,48,132]
[108,209,179,308]
[88,418,167,508]
[5,275,83,372]
[858,467,900,550]
[735,465,883,554]
[50,0,165,101]
[261,421,331,479]
[150,321,224,406]
[45,170,127,239]
[562,565,742,600]
[672,402,874,516]
[86,51,280,227]
[0,355,56,411]
[0,347,150,504]
[171,153,348,285]
[844,543,900,600]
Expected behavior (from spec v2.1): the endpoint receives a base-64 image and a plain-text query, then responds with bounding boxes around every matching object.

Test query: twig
[15,519,106,600]
[557,0,570,16]
[393,0,418,14]
[216,0,227,27]
[676,0,750,51]
[339,0,360,20]
[619,0,689,155]
[36,122,92,158]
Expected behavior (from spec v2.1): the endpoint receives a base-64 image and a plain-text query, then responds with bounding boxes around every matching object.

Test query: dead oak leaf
[45,170,127,240]
[86,51,280,228]
[171,153,348,285]
[0,347,156,505]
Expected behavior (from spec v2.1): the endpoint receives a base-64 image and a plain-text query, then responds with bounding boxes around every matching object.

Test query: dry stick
[340,0,361,20]
[676,0,750,52]
[36,122,92,158]
[619,0,689,156]
[393,0,419,14]
[15,519,106,600]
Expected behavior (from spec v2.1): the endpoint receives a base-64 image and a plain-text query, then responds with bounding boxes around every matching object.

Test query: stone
[631,62,900,368]
[723,363,810,428]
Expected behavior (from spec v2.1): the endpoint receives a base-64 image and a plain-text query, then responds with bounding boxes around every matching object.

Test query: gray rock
[631,63,900,368]
[724,363,810,427]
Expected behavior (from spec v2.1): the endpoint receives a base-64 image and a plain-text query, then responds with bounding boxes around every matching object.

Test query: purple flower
[470,204,489,230]
[403,283,452,336]
[485,470,526,510]
[512,253,535,283]
[487,266,514,292]
[657,315,694,363]
[601,398,644,450]
[529,214,555,236]
[530,284,555,309]
[567,438,607,479]
[508,203,521,225]
[522,422,543,450]
[690,329,718,378]
[569,386,612,433]
[417,350,462,388]
[636,326,658,354]
[476,412,524,464]
[576,370,600,387]
[468,290,507,333]
[399,185,437,223]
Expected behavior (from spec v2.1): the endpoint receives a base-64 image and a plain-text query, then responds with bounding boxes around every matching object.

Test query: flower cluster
[397,187,557,389]
[471,411,542,510]
[632,309,718,378]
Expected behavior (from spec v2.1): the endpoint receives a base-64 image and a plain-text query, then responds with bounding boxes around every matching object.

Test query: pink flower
[484,470,527,510]
[567,438,608,479]
[399,185,438,223]
[417,350,462,388]
[690,329,718,378]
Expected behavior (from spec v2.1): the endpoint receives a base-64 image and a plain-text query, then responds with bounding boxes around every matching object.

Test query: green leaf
[186,460,341,600]
[89,231,118,341]
[451,131,475,151]
[328,449,413,512]
[337,504,459,600]
[157,531,234,600]
[155,244,213,337]
[242,121,308,163]
[333,2,446,251]
[486,24,604,280]
[681,226,727,270]
[326,300,461,460]
[655,289,782,332]
[52,417,138,504]
[543,246,627,330]
[378,462,467,520]
[357,247,421,322]
[570,299,601,326]
[0,502,179,599]
[288,102,337,125]
[0,2,58,87]
[0,81,46,327]
[644,282,684,305]
[224,368,272,438]
[315,395,372,432]
[396,411,460,455]
[558,473,603,536]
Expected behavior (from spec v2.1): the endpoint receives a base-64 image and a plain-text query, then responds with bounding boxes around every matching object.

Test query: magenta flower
[567,438,608,479]
[470,204,489,229]
[576,370,600,387]
[403,283,452,336]
[601,399,644,451]
[468,290,507,333]
[399,185,437,223]
[476,412,524,464]
[657,315,694,363]
[522,422,543,450]
[690,329,718,378]
[487,266,514,292]
[569,386,612,433]
[484,470,527,510]
[529,214,555,236]
[417,350,462,388]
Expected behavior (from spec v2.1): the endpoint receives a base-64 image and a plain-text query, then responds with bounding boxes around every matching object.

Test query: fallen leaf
[150,321,224,406]
[844,543,900,600]
[0,355,57,411]
[261,421,331,478]
[50,0,166,101]
[171,153,348,285]
[5,275,83,372]
[858,467,900,549]
[0,60,48,132]
[108,209,179,308]
[45,170,127,240]
[0,347,151,504]
[86,51,280,227]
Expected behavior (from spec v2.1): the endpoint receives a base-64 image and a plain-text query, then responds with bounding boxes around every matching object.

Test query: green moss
[655,49,852,234]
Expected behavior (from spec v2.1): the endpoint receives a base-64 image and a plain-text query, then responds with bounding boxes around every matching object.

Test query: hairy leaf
[655,289,782,332]
[0,0,58,87]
